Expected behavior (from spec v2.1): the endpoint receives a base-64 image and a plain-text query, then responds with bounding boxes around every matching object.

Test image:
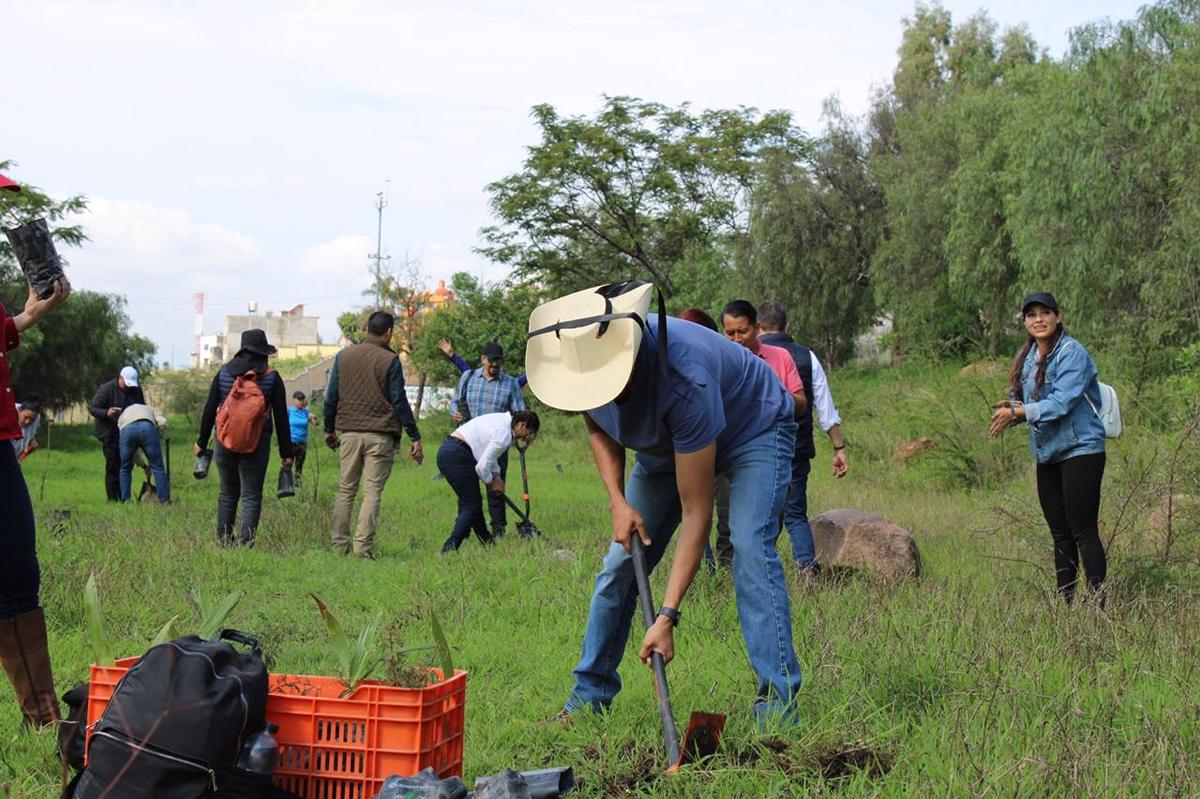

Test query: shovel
[629,536,726,772]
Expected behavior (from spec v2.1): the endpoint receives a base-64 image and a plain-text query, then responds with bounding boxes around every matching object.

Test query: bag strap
[214,629,262,658]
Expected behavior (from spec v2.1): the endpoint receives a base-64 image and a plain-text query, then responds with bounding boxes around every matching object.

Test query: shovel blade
[667,711,726,772]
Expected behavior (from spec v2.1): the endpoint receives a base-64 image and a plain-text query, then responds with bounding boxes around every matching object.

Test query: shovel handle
[630,536,681,767]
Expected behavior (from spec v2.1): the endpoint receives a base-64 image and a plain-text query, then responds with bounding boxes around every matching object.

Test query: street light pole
[370,190,391,308]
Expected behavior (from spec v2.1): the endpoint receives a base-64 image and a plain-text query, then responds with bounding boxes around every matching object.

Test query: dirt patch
[817,746,894,780]
[584,741,660,796]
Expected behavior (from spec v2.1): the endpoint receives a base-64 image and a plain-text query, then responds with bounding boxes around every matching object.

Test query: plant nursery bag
[73,630,271,799]
[4,217,65,299]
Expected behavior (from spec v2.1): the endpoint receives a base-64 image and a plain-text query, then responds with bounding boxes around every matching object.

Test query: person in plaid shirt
[448,342,525,537]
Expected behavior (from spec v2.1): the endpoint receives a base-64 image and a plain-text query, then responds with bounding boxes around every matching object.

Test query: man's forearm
[827,423,844,448]
[660,506,710,609]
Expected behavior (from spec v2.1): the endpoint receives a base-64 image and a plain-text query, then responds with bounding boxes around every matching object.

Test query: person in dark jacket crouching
[195,329,293,546]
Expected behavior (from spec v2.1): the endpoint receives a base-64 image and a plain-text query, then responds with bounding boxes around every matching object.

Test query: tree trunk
[414,373,428,417]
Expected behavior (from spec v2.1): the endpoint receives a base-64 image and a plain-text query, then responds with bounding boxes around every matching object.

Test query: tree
[0,159,88,285]
[410,273,541,386]
[741,101,881,367]
[479,96,806,300]
[1,161,154,407]
[8,290,156,409]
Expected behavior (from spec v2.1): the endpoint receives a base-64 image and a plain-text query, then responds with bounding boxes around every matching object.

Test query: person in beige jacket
[117,402,170,504]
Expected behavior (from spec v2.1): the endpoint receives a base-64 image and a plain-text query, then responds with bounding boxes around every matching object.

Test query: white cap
[120,366,139,387]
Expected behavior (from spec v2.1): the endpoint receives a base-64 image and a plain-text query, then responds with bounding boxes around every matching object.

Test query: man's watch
[657,606,680,627]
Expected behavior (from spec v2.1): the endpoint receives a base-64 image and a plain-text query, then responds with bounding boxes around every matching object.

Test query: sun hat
[1021,292,1060,315]
[120,366,139,388]
[0,174,20,193]
[239,329,278,356]
[526,281,655,412]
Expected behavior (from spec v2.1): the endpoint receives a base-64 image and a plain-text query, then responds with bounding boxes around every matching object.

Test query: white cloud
[301,234,374,279]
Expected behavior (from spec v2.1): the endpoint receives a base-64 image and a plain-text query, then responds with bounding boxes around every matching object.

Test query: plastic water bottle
[237,723,279,776]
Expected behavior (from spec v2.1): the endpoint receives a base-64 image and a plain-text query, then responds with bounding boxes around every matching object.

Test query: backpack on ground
[217,369,274,453]
[73,630,272,799]
[1086,381,1122,439]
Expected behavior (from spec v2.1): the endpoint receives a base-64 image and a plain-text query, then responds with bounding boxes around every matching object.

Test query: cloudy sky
[5,0,1144,366]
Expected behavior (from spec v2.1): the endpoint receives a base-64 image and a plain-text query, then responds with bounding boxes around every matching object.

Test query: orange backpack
[216,368,274,454]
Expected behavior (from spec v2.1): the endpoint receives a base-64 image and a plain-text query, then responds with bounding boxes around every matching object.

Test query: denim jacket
[1014,333,1106,464]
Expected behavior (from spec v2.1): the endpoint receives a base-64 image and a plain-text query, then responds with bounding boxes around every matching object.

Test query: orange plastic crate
[87,659,467,799]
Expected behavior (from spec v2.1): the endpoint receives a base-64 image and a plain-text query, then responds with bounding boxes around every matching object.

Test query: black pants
[215,435,271,546]
[101,434,121,501]
[292,443,308,477]
[487,450,509,532]
[0,444,39,619]
[1036,452,1107,602]
[438,438,493,552]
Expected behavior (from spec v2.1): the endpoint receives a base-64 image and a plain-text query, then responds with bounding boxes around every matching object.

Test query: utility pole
[369,190,391,308]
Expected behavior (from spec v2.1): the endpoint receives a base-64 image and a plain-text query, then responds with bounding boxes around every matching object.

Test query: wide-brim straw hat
[526,281,654,412]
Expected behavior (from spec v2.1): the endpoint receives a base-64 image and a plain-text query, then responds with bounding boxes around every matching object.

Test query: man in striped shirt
[449,342,525,537]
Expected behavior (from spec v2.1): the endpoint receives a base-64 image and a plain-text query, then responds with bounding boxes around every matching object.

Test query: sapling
[83,573,114,667]
[191,589,244,639]
[311,594,388,697]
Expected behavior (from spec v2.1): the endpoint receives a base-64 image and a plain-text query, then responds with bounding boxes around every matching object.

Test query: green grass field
[2,364,1199,798]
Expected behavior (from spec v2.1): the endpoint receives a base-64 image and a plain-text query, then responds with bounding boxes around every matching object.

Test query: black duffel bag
[74,630,272,799]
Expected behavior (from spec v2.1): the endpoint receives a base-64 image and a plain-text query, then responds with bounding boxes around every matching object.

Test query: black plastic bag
[276,467,294,499]
[5,217,64,299]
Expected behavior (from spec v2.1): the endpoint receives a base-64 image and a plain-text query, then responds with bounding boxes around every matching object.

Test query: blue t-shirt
[586,315,792,458]
[288,407,311,444]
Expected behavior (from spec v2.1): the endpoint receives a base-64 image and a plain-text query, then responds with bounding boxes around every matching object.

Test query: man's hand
[410,440,424,464]
[438,338,455,358]
[832,448,849,478]
[325,432,340,449]
[107,407,120,419]
[193,443,202,456]
[282,457,294,469]
[14,277,71,332]
[489,477,504,494]
[611,498,649,551]
[451,410,463,423]
[639,618,675,666]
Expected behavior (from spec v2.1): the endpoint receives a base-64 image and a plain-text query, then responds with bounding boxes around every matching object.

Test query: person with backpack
[988,292,1108,605]
[195,329,294,547]
[0,192,71,728]
[446,341,525,538]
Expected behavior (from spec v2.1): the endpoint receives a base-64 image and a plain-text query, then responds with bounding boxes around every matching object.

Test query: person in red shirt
[713,300,807,568]
[0,171,72,728]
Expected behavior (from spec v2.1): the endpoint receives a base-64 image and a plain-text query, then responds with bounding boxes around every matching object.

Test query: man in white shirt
[758,302,848,584]
[438,410,540,553]
[117,403,170,504]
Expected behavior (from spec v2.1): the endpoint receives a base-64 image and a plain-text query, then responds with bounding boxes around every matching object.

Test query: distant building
[421,279,455,312]
[192,304,341,368]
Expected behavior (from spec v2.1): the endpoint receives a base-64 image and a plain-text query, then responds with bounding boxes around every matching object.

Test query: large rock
[811,509,922,579]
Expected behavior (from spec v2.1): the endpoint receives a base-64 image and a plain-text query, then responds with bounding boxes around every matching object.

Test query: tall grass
[1,364,1197,797]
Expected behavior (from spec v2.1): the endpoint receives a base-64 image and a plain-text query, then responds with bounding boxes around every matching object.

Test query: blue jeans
[565,420,803,719]
[783,457,815,566]
[119,422,170,503]
[215,436,270,545]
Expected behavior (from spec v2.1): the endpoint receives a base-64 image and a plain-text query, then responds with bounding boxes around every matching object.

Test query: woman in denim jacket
[988,292,1107,604]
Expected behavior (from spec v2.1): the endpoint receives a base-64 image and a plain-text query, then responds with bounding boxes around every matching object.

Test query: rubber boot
[0,607,61,727]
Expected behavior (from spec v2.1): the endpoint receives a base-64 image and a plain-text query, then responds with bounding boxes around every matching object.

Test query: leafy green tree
[9,290,155,409]
[1,161,154,407]
[0,159,88,285]
[741,101,882,367]
[411,273,541,385]
[479,96,805,300]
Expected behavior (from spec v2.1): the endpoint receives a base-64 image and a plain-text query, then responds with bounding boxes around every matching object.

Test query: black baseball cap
[1021,292,1059,315]
[293,390,306,400]
[482,342,504,361]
